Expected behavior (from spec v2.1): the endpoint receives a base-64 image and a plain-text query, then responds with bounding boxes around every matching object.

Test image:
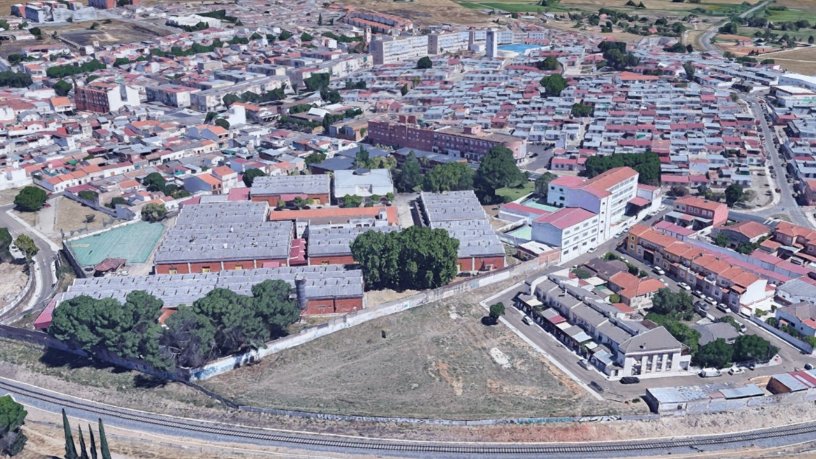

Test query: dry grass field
[203,299,625,419]
[344,0,493,25]
[759,47,816,75]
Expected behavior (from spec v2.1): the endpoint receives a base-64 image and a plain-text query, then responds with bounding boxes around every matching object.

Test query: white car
[728,367,745,375]
[679,283,692,291]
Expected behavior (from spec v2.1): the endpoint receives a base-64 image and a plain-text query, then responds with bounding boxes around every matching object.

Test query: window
[168,268,177,275]
[201,267,211,273]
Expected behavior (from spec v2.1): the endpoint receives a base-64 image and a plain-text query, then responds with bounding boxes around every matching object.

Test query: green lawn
[496,182,535,203]
[764,8,816,23]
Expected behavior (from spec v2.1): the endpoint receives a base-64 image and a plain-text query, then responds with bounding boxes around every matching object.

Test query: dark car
[589,381,605,392]
[620,376,640,384]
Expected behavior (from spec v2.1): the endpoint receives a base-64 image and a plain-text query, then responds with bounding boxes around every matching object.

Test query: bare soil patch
[0,263,27,306]
[53,197,116,239]
[202,299,619,419]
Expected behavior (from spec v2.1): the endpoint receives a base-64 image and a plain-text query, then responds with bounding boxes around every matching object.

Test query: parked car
[620,376,640,384]
[699,368,722,378]
[653,267,665,276]
[805,363,813,371]
[678,282,691,291]
[717,303,730,313]
[728,366,745,375]
[522,316,531,325]
[589,381,604,392]
[578,359,590,370]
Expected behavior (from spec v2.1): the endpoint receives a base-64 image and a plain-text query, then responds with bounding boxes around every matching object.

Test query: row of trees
[49,280,301,369]
[351,226,459,291]
[140,172,190,200]
[0,71,32,88]
[62,410,112,459]
[46,59,106,79]
[693,335,778,368]
[598,41,640,71]
[583,151,661,186]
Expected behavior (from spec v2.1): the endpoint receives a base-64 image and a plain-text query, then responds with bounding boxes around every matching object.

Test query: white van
[699,368,722,378]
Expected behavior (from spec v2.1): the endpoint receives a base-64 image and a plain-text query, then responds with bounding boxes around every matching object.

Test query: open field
[54,198,117,236]
[0,263,26,306]
[203,299,623,419]
[0,20,164,57]
[759,46,816,74]
[341,0,492,25]
[496,182,534,202]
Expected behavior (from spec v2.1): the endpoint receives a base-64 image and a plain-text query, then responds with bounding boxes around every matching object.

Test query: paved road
[699,0,771,54]
[0,203,59,321]
[736,94,814,228]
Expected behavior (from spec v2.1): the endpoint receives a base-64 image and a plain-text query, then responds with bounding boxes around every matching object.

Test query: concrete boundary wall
[750,316,814,354]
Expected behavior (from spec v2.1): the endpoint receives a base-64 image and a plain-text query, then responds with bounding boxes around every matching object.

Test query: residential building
[668,196,728,229]
[74,80,140,113]
[531,207,599,261]
[370,35,429,66]
[776,302,816,337]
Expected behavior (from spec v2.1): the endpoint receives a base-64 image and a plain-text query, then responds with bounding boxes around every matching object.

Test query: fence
[750,316,814,354]
[188,258,547,381]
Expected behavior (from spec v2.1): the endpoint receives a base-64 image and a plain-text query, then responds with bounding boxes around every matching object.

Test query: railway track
[2,377,815,457]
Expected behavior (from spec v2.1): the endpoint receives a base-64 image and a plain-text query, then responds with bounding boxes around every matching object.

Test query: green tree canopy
[351,226,459,291]
[395,152,421,192]
[416,56,432,69]
[14,186,46,212]
[242,168,266,187]
[141,172,166,192]
[475,146,525,203]
[423,162,474,192]
[733,334,778,363]
[53,79,72,96]
[539,74,567,97]
[0,395,26,457]
[0,228,11,261]
[571,102,594,117]
[13,235,37,260]
[692,338,733,368]
[650,288,694,319]
[141,203,167,222]
[725,184,745,207]
[534,172,557,199]
[583,151,661,186]
[489,302,505,323]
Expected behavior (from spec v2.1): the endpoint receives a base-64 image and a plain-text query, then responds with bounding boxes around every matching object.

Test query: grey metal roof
[618,327,683,354]
[56,265,364,308]
[694,322,740,346]
[419,190,486,223]
[431,219,505,258]
[251,174,330,196]
[307,225,397,257]
[175,201,268,226]
[155,220,293,264]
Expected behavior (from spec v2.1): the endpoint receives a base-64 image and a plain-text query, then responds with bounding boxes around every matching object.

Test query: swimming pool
[498,44,541,54]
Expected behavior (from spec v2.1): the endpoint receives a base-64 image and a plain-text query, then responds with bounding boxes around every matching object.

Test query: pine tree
[63,409,78,459]
[88,425,97,459]
[98,419,111,459]
[318,13,323,26]
[78,425,89,459]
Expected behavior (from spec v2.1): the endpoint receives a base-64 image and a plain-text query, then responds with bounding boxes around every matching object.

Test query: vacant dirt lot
[203,299,621,419]
[0,263,27,306]
[759,47,816,75]
[54,198,116,238]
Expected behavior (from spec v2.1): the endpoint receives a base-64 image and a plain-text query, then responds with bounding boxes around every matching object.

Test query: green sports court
[66,221,165,268]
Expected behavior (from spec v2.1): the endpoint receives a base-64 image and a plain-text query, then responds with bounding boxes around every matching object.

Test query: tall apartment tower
[486,28,497,58]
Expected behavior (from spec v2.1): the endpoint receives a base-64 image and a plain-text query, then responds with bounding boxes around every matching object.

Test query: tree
[141,172,166,193]
[475,146,525,203]
[300,32,313,42]
[733,335,778,363]
[489,302,505,324]
[242,168,266,187]
[422,163,474,192]
[14,235,37,260]
[650,288,693,320]
[609,293,621,303]
[0,396,26,457]
[395,152,421,192]
[0,228,11,261]
[78,425,89,459]
[160,305,217,368]
[534,172,557,199]
[341,194,362,208]
[534,56,560,71]
[54,79,72,96]
[78,190,98,202]
[714,232,729,247]
[88,426,97,459]
[214,118,230,130]
[13,186,46,212]
[693,338,733,368]
[725,184,745,207]
[98,419,111,459]
[583,152,661,186]
[539,74,567,97]
[318,13,323,25]
[141,203,167,222]
[571,102,594,117]
[683,61,695,80]
[351,226,459,290]
[63,409,77,459]
[304,152,327,165]
[400,84,409,96]
[416,56,432,69]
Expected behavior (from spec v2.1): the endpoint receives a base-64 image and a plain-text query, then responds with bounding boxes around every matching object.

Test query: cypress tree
[98,419,111,459]
[62,409,78,459]
[78,425,89,459]
[88,425,97,459]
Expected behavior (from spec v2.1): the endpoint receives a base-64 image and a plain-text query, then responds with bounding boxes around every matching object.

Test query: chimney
[294,274,307,310]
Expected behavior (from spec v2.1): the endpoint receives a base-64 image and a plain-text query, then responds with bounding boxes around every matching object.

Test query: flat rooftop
[56,265,364,308]
[308,225,398,257]
[418,190,486,223]
[155,220,293,264]
[251,174,331,196]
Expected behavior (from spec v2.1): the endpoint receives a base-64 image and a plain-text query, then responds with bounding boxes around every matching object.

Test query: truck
[699,368,722,378]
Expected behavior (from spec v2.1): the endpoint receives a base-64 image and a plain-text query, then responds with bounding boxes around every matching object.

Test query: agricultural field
[759,46,816,74]
[203,299,627,419]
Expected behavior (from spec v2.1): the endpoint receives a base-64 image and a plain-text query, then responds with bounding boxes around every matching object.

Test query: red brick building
[368,116,527,162]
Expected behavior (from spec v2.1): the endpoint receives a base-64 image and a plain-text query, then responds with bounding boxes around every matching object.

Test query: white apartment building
[428,31,470,55]
[547,166,639,241]
[532,207,599,261]
[370,35,429,65]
